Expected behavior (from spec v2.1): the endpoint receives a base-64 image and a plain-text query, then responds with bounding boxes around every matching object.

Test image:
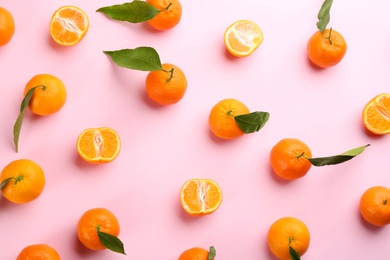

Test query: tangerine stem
[160,2,172,12]
[96,224,101,232]
[13,175,23,185]
[162,67,174,82]
[296,152,308,159]
[322,27,333,45]
[384,199,388,205]
[289,236,294,244]
[227,110,233,116]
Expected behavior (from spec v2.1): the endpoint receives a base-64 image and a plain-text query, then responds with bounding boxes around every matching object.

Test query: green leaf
[234,111,270,134]
[289,245,301,260]
[97,230,126,255]
[13,86,38,153]
[0,177,13,190]
[208,246,216,260]
[104,47,163,71]
[316,0,333,33]
[97,1,159,23]
[307,144,370,167]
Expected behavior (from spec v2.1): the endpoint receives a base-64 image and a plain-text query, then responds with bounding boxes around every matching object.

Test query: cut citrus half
[224,20,263,57]
[180,178,223,216]
[362,93,390,135]
[76,127,121,164]
[49,6,89,46]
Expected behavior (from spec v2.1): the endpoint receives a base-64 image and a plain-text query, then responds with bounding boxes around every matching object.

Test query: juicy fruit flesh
[181,179,222,215]
[363,94,390,134]
[225,20,263,56]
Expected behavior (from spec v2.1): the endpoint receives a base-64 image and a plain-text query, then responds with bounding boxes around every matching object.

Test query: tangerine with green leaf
[0,159,45,204]
[24,74,67,116]
[267,217,310,260]
[0,7,15,46]
[146,0,182,30]
[208,98,270,139]
[359,186,390,226]
[307,0,347,68]
[145,63,187,105]
[16,244,61,260]
[77,208,126,255]
[179,246,216,260]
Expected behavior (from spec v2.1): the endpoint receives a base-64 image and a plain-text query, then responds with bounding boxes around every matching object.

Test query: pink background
[1,0,390,259]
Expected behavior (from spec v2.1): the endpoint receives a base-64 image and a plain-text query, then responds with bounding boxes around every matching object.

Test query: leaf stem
[227,110,233,116]
[322,27,333,45]
[162,67,174,82]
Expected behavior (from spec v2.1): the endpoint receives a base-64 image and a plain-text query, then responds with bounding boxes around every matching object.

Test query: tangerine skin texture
[270,138,312,180]
[360,186,390,226]
[146,0,182,31]
[267,217,310,260]
[0,7,15,46]
[23,74,67,116]
[307,29,347,68]
[77,208,120,251]
[178,247,209,260]
[16,244,61,260]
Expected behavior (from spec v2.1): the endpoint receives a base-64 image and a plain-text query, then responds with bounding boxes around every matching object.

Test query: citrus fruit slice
[49,6,89,46]
[180,178,223,216]
[362,93,390,135]
[76,127,121,164]
[224,20,263,57]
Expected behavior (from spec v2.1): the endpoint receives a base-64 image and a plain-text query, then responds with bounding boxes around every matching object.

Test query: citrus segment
[49,6,89,46]
[0,159,45,204]
[77,127,121,164]
[180,178,223,216]
[362,93,390,135]
[16,244,61,260]
[208,99,250,139]
[0,7,15,46]
[224,20,263,57]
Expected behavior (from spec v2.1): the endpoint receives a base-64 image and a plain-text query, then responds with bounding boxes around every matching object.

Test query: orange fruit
[24,74,67,116]
[270,138,312,180]
[267,217,310,260]
[0,159,45,204]
[0,7,15,46]
[145,63,187,105]
[77,208,121,251]
[179,247,215,260]
[180,178,223,216]
[224,20,263,57]
[307,28,347,68]
[16,244,61,260]
[49,6,89,46]
[362,93,390,135]
[208,98,250,139]
[359,186,390,226]
[146,0,182,31]
[76,127,121,164]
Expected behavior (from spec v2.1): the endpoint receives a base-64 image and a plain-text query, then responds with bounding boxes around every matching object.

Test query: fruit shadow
[306,57,325,71]
[137,86,168,110]
[72,230,101,258]
[176,200,207,223]
[357,208,384,233]
[266,163,294,186]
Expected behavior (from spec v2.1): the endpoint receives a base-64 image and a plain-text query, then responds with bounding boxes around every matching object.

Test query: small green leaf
[13,86,38,153]
[104,47,163,71]
[97,230,126,255]
[307,144,370,167]
[0,177,13,190]
[97,1,159,23]
[234,111,270,134]
[316,0,333,33]
[289,245,301,260]
[208,246,216,260]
